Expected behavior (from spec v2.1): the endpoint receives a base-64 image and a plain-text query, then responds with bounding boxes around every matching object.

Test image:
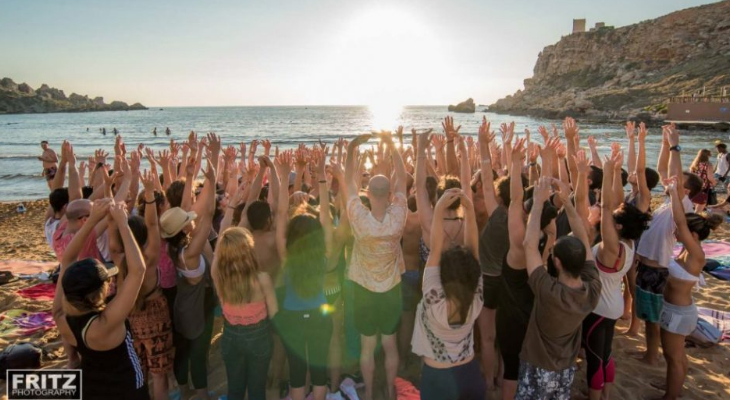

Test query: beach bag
[687,318,722,348]
[0,342,43,377]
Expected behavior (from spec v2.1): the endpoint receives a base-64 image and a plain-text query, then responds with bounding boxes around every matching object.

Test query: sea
[0,106,726,201]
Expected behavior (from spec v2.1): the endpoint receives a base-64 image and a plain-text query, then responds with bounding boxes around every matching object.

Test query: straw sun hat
[160,207,198,238]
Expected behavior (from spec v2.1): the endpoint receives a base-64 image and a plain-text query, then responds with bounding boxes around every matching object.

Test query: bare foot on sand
[621,327,640,337]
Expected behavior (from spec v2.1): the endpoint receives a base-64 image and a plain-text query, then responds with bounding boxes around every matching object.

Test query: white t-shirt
[636,195,694,268]
[44,217,61,251]
[411,266,483,363]
[717,153,730,176]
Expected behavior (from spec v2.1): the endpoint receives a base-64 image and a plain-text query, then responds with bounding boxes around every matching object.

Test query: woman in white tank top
[582,152,651,400]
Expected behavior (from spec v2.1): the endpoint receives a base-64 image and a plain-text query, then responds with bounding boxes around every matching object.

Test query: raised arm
[666,177,704,265]
[524,177,551,275]
[53,199,112,321]
[635,123,651,212]
[457,136,472,200]
[506,138,527,265]
[442,117,461,175]
[587,136,603,169]
[478,119,499,216]
[96,202,146,334]
[598,152,621,265]
[425,189,459,268]
[67,144,82,201]
[555,178,593,261]
[459,191,479,260]
[657,126,670,183]
[665,124,683,190]
[416,130,435,244]
[140,171,160,267]
[182,159,217,270]
[51,141,69,191]
[316,148,334,256]
[275,152,293,261]
[383,128,407,196]
[563,119,580,185]
[344,134,371,201]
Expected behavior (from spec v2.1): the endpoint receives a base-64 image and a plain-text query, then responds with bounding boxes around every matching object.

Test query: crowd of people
[41,116,723,400]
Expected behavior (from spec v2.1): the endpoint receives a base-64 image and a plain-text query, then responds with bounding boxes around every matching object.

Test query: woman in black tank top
[52,199,150,400]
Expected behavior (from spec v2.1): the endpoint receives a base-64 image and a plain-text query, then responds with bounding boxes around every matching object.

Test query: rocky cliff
[0,78,146,114]
[489,1,730,122]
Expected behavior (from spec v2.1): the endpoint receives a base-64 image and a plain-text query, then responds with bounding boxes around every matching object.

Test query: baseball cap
[62,258,118,303]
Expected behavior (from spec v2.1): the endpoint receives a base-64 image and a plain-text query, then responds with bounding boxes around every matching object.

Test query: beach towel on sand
[395,377,420,400]
[697,307,730,342]
[0,260,57,276]
[0,309,55,338]
[17,283,56,301]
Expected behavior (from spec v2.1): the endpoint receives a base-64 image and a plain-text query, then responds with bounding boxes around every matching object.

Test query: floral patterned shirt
[346,193,407,292]
[411,266,484,363]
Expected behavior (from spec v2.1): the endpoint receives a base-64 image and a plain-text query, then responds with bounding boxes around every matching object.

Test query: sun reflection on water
[368,102,403,131]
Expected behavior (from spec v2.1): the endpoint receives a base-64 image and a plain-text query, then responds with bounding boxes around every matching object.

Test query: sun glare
[318,6,448,108]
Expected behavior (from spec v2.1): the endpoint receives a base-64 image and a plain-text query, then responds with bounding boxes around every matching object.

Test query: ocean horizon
[1,105,725,201]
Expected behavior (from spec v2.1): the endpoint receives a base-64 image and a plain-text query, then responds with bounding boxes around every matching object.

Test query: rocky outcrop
[489,1,730,122]
[0,78,147,114]
[448,98,476,113]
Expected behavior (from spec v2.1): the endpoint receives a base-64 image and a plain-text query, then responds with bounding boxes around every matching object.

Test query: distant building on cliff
[572,19,586,33]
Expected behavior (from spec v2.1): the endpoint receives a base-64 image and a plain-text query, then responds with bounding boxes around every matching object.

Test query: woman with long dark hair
[274,150,335,400]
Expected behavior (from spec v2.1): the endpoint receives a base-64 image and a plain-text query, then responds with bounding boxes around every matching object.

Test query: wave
[0,155,40,160]
[0,173,42,181]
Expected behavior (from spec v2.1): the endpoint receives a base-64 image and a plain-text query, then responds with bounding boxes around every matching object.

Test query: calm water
[0,106,726,201]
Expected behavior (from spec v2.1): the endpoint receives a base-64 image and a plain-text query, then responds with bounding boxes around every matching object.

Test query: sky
[0,0,719,107]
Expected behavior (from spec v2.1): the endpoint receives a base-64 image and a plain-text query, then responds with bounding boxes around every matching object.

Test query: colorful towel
[0,260,57,276]
[0,309,55,338]
[17,283,56,301]
[697,307,730,341]
[395,377,420,400]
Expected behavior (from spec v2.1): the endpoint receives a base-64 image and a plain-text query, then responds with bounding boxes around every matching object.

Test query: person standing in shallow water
[38,140,58,190]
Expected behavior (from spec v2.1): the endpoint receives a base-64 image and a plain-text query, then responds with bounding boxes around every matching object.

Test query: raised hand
[563,117,579,142]
[203,158,217,182]
[350,134,371,149]
[431,134,445,150]
[262,139,272,155]
[533,176,551,205]
[574,149,590,174]
[512,137,527,160]
[275,151,293,177]
[537,126,550,143]
[500,122,515,146]
[551,177,571,205]
[140,170,155,192]
[418,129,433,151]
[664,123,679,146]
[109,200,128,225]
[638,122,648,142]
[130,151,141,175]
[587,135,598,150]
[435,188,461,211]
[626,121,636,141]
[91,198,114,222]
[442,116,461,139]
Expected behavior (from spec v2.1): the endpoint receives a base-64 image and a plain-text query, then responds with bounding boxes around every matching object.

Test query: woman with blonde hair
[212,227,278,400]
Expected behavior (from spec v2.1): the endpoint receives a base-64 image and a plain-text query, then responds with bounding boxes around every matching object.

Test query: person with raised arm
[39,140,59,190]
[411,188,484,400]
[496,137,557,400]
[633,124,701,365]
[109,170,172,400]
[658,177,722,400]
[582,150,650,400]
[159,133,220,400]
[273,150,334,400]
[474,117,508,392]
[415,123,467,266]
[343,130,408,400]
[52,198,149,400]
[212,227,278,400]
[516,177,601,400]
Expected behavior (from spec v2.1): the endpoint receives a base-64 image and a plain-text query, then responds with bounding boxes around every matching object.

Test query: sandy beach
[1,197,729,400]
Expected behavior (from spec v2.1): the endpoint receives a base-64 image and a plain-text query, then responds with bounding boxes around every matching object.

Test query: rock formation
[0,78,147,114]
[489,1,730,122]
[448,98,476,113]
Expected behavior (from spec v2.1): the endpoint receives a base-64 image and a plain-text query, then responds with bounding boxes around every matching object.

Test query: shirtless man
[39,141,58,190]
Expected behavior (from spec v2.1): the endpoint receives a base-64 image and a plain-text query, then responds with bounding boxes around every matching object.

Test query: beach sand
[1,198,729,400]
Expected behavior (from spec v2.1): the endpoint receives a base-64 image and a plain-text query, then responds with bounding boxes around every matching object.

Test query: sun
[317,6,448,112]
